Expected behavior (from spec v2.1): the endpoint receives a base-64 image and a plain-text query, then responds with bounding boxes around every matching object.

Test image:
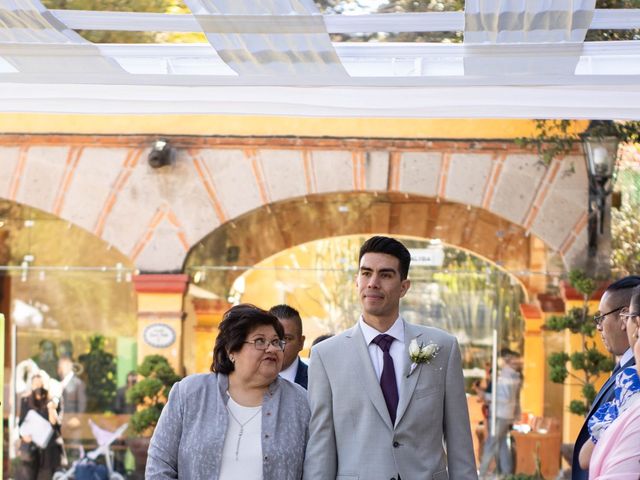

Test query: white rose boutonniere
[407,338,439,377]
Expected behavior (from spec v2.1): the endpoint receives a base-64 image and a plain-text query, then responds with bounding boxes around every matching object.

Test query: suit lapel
[395,322,423,426]
[347,325,394,430]
[294,360,308,389]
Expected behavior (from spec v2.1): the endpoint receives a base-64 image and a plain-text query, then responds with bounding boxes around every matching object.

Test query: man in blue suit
[270,304,308,389]
[572,275,640,479]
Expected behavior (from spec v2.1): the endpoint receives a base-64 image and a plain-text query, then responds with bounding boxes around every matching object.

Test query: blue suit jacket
[294,358,308,389]
[571,355,636,480]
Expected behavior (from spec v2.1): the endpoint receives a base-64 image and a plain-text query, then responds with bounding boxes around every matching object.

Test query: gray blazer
[303,321,478,480]
[146,373,310,479]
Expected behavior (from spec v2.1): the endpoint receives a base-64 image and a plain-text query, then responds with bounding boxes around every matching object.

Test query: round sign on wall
[143,323,176,348]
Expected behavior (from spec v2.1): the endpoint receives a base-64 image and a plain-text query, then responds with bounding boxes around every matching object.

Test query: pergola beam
[49,9,640,34]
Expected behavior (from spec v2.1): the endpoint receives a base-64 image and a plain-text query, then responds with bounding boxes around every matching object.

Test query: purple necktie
[372,334,399,424]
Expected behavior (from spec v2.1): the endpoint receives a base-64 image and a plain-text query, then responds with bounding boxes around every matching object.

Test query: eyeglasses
[593,306,625,326]
[620,312,640,320]
[244,338,286,351]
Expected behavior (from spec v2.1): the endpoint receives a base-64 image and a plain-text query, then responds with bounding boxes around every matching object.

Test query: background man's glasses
[593,306,625,326]
[245,338,286,351]
[620,312,640,320]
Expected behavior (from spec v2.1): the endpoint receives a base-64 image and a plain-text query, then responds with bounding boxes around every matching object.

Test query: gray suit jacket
[146,373,310,479]
[303,321,477,480]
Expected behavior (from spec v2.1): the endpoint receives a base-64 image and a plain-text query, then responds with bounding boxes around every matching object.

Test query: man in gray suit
[304,236,477,480]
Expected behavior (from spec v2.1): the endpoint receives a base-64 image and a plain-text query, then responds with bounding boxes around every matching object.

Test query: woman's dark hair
[28,374,48,410]
[211,304,284,374]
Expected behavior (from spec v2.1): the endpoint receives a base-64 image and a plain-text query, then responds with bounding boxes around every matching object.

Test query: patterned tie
[372,334,399,424]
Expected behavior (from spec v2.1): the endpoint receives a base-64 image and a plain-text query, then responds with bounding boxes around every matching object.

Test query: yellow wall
[1,114,589,139]
[136,291,184,374]
[138,292,183,312]
[522,315,546,417]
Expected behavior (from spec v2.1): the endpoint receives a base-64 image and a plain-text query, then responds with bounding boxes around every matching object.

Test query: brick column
[133,274,189,375]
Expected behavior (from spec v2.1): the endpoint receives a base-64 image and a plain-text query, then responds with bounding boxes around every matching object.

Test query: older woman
[582,289,640,479]
[146,304,310,479]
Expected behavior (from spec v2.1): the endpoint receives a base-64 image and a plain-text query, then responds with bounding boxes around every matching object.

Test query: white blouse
[218,395,263,480]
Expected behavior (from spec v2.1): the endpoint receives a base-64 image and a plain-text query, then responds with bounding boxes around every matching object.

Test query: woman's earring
[229,356,235,363]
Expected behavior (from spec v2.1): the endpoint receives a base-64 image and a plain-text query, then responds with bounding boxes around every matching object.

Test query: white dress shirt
[279,357,299,383]
[359,316,406,390]
[618,347,634,369]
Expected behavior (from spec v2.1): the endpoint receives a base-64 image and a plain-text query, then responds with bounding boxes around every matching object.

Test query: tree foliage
[377,0,464,43]
[544,270,615,416]
[515,120,576,167]
[41,0,197,43]
[40,0,639,44]
[427,249,524,348]
[127,354,181,435]
[612,203,640,275]
[587,0,640,42]
[611,145,640,275]
[78,334,117,412]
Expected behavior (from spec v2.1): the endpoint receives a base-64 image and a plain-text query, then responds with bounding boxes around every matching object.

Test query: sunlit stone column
[133,274,189,375]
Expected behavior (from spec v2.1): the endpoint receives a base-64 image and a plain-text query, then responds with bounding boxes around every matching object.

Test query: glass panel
[1,199,137,478]
[188,234,523,368]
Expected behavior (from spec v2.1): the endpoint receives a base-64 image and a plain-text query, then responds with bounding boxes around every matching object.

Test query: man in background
[58,356,86,414]
[479,348,522,478]
[572,275,640,480]
[269,304,308,389]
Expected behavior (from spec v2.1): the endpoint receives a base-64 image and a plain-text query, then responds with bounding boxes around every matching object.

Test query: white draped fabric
[0,0,639,118]
[0,0,122,75]
[183,0,346,76]
[463,0,596,76]
[464,0,596,44]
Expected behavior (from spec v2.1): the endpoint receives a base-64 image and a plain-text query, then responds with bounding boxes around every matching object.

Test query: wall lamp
[148,139,175,168]
[582,120,619,257]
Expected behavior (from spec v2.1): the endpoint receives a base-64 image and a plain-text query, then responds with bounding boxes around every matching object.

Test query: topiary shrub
[126,354,181,436]
[544,270,615,416]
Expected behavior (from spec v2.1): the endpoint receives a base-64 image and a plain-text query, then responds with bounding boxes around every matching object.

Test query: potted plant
[125,355,181,478]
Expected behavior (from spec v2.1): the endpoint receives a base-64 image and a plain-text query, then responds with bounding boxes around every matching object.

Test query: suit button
[393,441,400,448]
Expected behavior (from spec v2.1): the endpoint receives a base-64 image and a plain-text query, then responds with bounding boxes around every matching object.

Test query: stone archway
[184,191,543,299]
[0,134,591,275]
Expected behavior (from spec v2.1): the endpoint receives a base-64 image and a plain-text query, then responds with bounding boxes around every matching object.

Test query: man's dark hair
[605,275,640,307]
[211,304,284,375]
[359,236,411,280]
[606,275,640,292]
[268,304,303,334]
